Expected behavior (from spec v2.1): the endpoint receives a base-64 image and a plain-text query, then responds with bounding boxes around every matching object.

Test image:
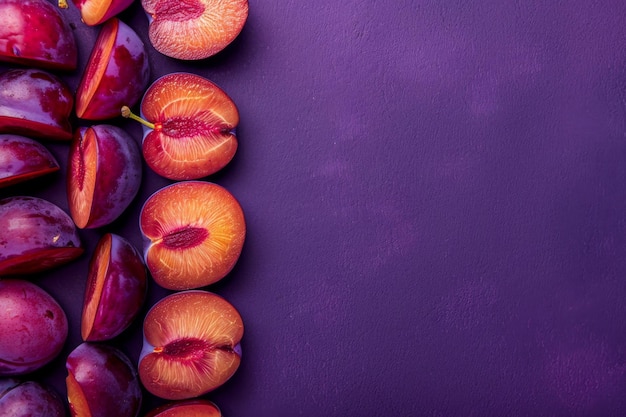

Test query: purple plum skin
[0,69,74,141]
[66,343,142,417]
[0,134,59,188]
[0,0,77,70]
[0,378,66,417]
[0,196,83,275]
[76,18,149,120]
[68,125,142,229]
[0,279,68,376]
[82,233,147,341]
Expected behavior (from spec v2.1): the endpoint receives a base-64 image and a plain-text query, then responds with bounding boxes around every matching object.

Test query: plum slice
[75,18,149,120]
[66,343,142,417]
[67,125,142,229]
[0,0,77,70]
[0,69,74,141]
[0,196,83,276]
[0,134,59,188]
[81,233,147,341]
[73,0,134,26]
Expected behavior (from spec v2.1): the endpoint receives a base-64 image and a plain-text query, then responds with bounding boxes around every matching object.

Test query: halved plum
[139,290,243,400]
[139,181,246,290]
[123,72,239,180]
[145,399,222,417]
[141,0,248,60]
[0,134,59,188]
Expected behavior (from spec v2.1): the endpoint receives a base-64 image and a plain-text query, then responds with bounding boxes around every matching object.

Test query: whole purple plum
[0,378,66,416]
[0,279,68,376]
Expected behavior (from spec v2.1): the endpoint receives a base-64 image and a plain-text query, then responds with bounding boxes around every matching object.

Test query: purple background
[3,0,626,416]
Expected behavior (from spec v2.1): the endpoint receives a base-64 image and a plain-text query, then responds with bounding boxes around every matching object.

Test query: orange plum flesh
[139,72,239,180]
[144,399,222,417]
[81,233,147,341]
[139,290,244,400]
[140,181,245,290]
[141,0,248,60]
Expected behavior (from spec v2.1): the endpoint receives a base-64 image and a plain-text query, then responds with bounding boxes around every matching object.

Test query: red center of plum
[162,226,208,249]
[161,117,224,138]
[155,0,204,21]
[162,338,210,360]
[76,138,86,190]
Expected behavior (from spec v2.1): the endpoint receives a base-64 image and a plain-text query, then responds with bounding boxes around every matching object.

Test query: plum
[0,134,59,188]
[0,196,83,276]
[141,0,248,60]
[66,343,142,417]
[81,233,147,341]
[0,279,68,376]
[139,290,243,400]
[122,72,239,180]
[67,125,142,229]
[145,399,221,417]
[140,181,246,290]
[75,18,150,120]
[0,69,74,141]
[0,0,77,70]
[0,378,66,416]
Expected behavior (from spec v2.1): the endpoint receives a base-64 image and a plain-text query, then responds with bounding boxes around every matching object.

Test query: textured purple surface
[2,0,626,416]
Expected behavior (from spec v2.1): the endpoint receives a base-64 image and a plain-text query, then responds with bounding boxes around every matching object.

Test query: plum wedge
[140,181,246,290]
[0,69,74,141]
[0,0,77,70]
[66,343,142,417]
[67,125,142,229]
[75,18,149,120]
[81,233,147,341]
[123,72,239,180]
[0,134,59,188]
[145,399,222,417]
[0,196,83,275]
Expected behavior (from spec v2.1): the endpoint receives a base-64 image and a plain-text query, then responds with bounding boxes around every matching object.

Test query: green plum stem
[121,106,156,130]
